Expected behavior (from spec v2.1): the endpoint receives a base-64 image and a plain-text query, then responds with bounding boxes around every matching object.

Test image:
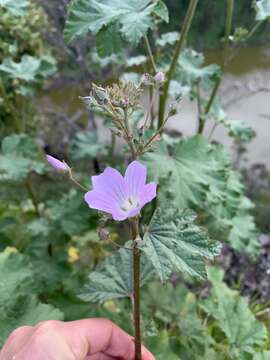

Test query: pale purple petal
[46,155,69,171]
[84,161,157,221]
[85,190,126,220]
[124,161,147,198]
[92,167,128,203]
[139,183,157,206]
[126,207,141,219]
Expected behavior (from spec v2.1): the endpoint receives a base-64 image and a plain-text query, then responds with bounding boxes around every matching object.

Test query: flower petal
[46,154,69,171]
[92,167,127,203]
[124,161,147,198]
[139,183,157,206]
[85,190,127,220]
[126,207,141,219]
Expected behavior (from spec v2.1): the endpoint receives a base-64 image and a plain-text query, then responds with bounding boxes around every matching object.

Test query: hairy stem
[69,173,89,191]
[144,35,157,73]
[199,0,234,134]
[158,0,199,128]
[130,218,142,360]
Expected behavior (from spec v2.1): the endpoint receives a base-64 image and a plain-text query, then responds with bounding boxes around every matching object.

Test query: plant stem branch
[144,35,157,73]
[130,218,142,360]
[200,0,234,134]
[123,108,137,159]
[69,173,89,191]
[0,79,22,133]
[158,0,198,128]
[25,177,40,217]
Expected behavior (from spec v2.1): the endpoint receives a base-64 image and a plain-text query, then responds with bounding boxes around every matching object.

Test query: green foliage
[200,267,268,359]
[255,0,270,21]
[64,0,168,46]
[143,135,227,209]
[210,101,256,142]
[0,248,63,347]
[0,134,46,181]
[142,273,270,359]
[143,135,259,256]
[156,31,179,47]
[69,131,108,160]
[0,0,29,16]
[140,207,219,281]
[177,48,220,86]
[79,248,153,302]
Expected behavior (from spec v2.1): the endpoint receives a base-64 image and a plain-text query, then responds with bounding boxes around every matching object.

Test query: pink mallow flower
[46,154,70,172]
[84,161,157,221]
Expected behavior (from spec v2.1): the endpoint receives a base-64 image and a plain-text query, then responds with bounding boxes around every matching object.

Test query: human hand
[0,318,155,360]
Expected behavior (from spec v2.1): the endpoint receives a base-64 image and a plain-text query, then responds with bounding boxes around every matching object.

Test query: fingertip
[142,345,156,360]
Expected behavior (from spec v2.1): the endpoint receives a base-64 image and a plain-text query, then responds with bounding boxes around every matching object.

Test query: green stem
[158,0,199,128]
[245,20,263,42]
[69,173,89,192]
[0,79,22,133]
[130,218,142,360]
[200,0,234,134]
[25,177,40,217]
[122,108,136,159]
[144,35,157,73]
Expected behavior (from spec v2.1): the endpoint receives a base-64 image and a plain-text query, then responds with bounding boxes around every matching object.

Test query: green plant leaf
[140,208,220,282]
[0,55,56,82]
[79,248,153,302]
[127,55,147,67]
[0,0,29,16]
[152,1,169,23]
[200,267,267,358]
[64,0,168,45]
[177,48,220,85]
[0,248,63,346]
[0,55,41,81]
[47,189,96,237]
[142,135,228,209]
[228,197,259,256]
[69,131,108,160]
[145,330,179,360]
[206,170,259,257]
[96,24,123,57]
[255,0,270,21]
[156,31,180,47]
[0,134,46,182]
[210,100,255,141]
[253,351,270,360]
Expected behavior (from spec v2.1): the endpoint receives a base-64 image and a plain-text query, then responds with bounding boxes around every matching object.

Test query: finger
[85,353,114,360]
[0,326,34,360]
[59,318,155,360]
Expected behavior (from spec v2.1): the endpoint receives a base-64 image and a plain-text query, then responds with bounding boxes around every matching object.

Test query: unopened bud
[98,228,110,241]
[154,71,165,84]
[92,83,109,104]
[168,102,177,117]
[138,126,144,137]
[141,73,152,85]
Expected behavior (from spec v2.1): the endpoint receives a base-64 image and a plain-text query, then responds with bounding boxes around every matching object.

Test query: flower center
[120,197,139,212]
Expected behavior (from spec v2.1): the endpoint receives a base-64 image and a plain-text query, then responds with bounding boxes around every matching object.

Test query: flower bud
[154,71,165,84]
[141,73,152,85]
[92,83,109,104]
[98,228,110,241]
[168,102,177,117]
[46,154,70,172]
[137,126,144,137]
